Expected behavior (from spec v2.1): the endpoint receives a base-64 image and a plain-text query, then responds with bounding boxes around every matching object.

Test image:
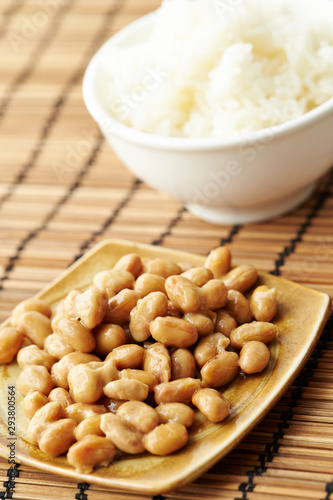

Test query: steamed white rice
[101,0,333,138]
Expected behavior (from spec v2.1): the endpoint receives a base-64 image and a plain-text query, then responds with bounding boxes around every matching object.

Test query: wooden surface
[0,0,332,499]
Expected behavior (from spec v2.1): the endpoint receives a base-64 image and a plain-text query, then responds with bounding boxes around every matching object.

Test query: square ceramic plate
[0,239,331,494]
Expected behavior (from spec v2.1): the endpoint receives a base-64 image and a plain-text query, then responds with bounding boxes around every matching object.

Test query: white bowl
[83,11,333,225]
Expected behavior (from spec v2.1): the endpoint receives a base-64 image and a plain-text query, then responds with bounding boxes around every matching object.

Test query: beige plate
[0,239,331,494]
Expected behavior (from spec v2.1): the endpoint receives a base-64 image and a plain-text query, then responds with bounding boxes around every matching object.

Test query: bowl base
[186,183,316,225]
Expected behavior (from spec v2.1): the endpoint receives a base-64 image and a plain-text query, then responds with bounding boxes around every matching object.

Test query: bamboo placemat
[0,0,333,498]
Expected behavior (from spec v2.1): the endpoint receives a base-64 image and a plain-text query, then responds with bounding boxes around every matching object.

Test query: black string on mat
[75,482,90,500]
[0,91,72,210]
[324,482,333,500]
[220,224,241,246]
[151,206,187,246]
[270,167,333,276]
[72,179,142,263]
